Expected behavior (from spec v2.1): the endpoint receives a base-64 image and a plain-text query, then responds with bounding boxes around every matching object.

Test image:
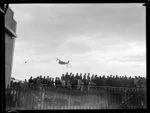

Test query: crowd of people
[10,72,146,91]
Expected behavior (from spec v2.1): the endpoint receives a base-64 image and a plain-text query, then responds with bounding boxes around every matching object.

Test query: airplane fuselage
[58,60,69,64]
[56,58,69,65]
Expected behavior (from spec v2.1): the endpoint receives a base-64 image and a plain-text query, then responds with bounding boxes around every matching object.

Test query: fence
[5,84,147,110]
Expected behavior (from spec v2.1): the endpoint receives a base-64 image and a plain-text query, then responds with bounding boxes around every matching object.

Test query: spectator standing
[47,76,50,86]
[24,79,28,89]
[102,75,106,86]
[28,76,33,88]
[87,73,90,82]
[61,74,65,81]
[79,73,82,80]
[51,78,54,87]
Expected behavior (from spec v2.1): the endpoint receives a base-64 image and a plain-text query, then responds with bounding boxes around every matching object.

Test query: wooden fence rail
[5,84,147,110]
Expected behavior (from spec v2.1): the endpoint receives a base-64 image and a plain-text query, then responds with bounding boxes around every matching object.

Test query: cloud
[11,4,145,42]
[122,55,146,62]
[60,36,92,54]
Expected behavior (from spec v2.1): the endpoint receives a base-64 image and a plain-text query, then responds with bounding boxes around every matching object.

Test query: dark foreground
[6,85,146,110]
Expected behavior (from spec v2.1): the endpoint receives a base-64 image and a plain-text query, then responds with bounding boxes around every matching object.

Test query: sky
[9,4,146,80]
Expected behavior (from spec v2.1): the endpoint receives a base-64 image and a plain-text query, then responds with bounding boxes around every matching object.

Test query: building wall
[5,6,17,33]
[5,33,15,87]
[5,7,17,87]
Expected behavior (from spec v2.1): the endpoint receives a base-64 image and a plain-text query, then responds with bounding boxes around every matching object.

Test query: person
[43,76,46,88]
[51,78,54,87]
[65,72,70,80]
[10,79,13,88]
[79,73,82,80]
[71,74,78,89]
[83,74,87,87]
[131,77,135,88]
[80,80,84,92]
[46,76,49,83]
[77,78,84,91]
[115,75,119,87]
[83,74,86,82]
[61,74,65,81]
[49,77,52,86]
[28,76,33,88]
[32,78,37,89]
[102,75,106,86]
[134,76,139,88]
[75,73,79,80]
[88,81,96,91]
[66,79,71,90]
[35,77,40,90]
[109,75,113,86]
[57,77,61,87]
[124,75,128,87]
[55,77,58,88]
[24,79,28,89]
[91,74,95,83]
[141,77,146,88]
[112,75,115,87]
[87,73,90,82]
[94,74,99,86]
[128,76,132,87]
[119,76,123,87]
[61,79,66,88]
[77,79,81,90]
[70,74,74,89]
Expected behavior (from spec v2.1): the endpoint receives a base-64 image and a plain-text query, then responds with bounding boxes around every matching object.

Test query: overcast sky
[9,4,146,80]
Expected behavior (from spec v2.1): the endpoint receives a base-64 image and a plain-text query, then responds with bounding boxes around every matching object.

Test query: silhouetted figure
[28,76,33,88]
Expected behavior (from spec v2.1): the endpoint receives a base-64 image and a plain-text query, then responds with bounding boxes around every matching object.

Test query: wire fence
[5,84,147,110]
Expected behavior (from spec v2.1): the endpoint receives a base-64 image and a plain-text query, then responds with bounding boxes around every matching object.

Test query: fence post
[115,87,119,109]
[6,84,9,109]
[133,88,136,109]
[5,85,8,109]
[27,86,31,110]
[41,88,45,109]
[9,84,12,108]
[108,87,111,109]
[14,84,17,108]
[17,84,21,108]
[68,88,71,109]
[22,85,25,109]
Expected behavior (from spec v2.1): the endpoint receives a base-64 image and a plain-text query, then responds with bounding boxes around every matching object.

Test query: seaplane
[56,58,70,67]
